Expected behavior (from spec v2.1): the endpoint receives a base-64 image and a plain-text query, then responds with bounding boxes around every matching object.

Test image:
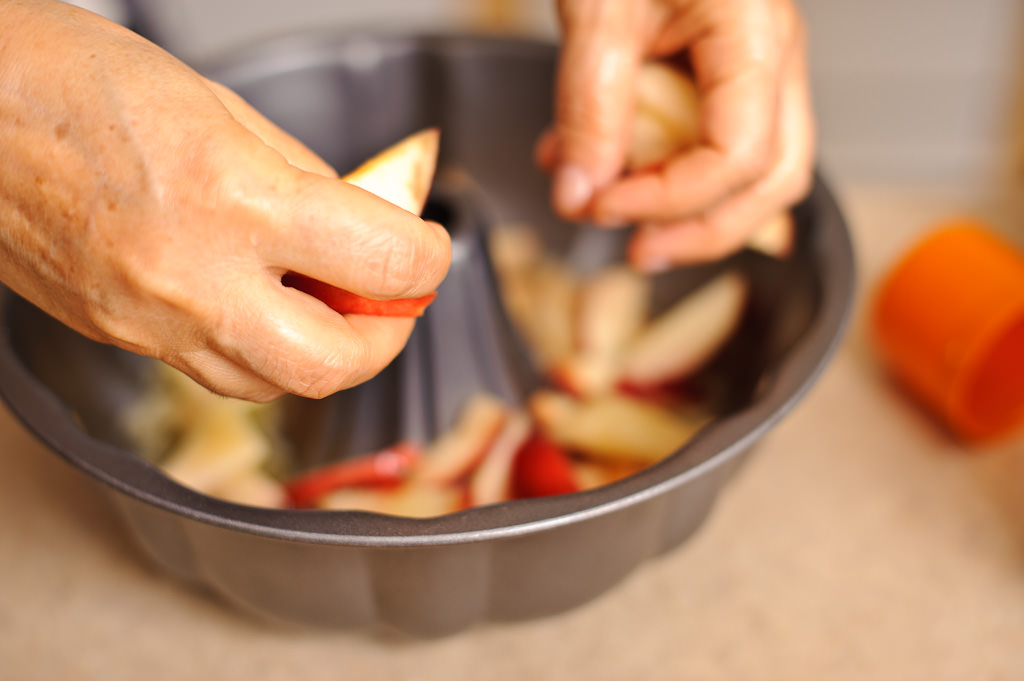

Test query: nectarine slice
[284,129,441,317]
[619,270,748,389]
[415,393,509,484]
[467,410,532,507]
[530,390,708,464]
[318,482,463,518]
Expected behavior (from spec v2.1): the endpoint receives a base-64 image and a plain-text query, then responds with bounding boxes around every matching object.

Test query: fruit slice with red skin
[615,378,700,414]
[284,441,422,508]
[618,270,748,389]
[511,431,579,499]
[281,274,436,317]
[283,129,441,317]
[466,410,532,507]
[550,265,651,396]
[415,393,509,484]
[530,390,708,464]
[504,256,579,369]
[318,482,463,517]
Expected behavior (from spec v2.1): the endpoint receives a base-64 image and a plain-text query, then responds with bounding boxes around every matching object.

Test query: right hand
[0,0,451,401]
[538,0,813,270]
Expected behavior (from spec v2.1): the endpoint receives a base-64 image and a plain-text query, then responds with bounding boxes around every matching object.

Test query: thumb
[551,0,647,220]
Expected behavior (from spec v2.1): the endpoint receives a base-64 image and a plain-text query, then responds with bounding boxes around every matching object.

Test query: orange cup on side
[871,220,1024,443]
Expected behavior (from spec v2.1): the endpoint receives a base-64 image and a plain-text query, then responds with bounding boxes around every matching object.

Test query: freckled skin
[0,0,451,401]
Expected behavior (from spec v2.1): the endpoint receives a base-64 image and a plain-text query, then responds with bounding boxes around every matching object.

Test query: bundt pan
[0,34,855,636]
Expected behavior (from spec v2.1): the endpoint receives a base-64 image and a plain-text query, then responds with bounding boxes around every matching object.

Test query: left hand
[537,0,815,270]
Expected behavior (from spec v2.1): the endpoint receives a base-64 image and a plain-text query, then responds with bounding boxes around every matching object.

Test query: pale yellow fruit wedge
[628,61,701,171]
[550,352,622,399]
[415,393,509,484]
[318,482,463,518]
[576,265,652,357]
[212,469,288,509]
[489,224,581,370]
[525,258,580,368]
[342,128,440,214]
[571,460,645,491]
[467,409,533,507]
[629,110,682,172]
[531,390,708,464]
[488,224,545,348]
[493,245,580,369]
[161,363,265,428]
[489,222,545,275]
[488,224,573,368]
[126,364,273,463]
[747,211,796,258]
[619,270,748,388]
[554,265,651,396]
[160,409,272,494]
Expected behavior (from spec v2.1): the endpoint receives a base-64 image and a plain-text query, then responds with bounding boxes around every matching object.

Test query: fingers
[252,169,452,301]
[544,0,815,273]
[156,106,450,400]
[138,106,450,399]
[591,0,785,226]
[627,5,815,269]
[236,281,418,399]
[548,0,649,219]
[197,90,452,302]
[198,153,451,399]
[171,350,286,403]
[175,273,419,400]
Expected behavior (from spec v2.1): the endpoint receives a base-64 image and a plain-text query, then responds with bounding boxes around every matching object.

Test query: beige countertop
[2,181,1024,681]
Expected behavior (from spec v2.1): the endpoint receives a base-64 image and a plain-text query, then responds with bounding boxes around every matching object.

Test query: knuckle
[255,332,372,400]
[78,273,171,353]
[372,222,450,298]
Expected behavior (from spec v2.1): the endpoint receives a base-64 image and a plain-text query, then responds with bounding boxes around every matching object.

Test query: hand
[537,0,814,270]
[0,0,451,401]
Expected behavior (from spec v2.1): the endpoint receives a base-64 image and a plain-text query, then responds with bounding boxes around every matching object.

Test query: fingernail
[553,164,594,217]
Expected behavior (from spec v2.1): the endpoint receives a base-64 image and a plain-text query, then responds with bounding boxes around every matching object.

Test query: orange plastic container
[872,220,1024,442]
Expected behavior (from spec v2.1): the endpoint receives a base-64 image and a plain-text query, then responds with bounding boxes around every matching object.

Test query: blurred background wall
[72,0,1024,189]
